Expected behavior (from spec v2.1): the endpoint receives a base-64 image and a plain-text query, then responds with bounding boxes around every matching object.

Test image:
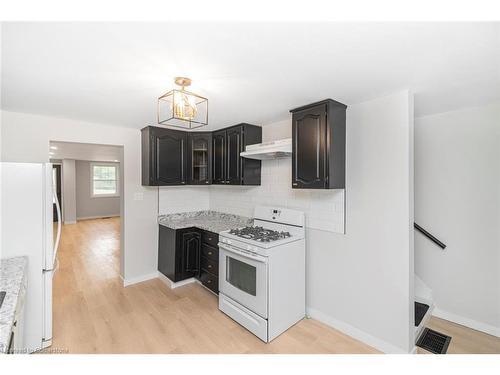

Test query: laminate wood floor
[45,218,499,354]
[417,316,500,354]
[46,218,378,354]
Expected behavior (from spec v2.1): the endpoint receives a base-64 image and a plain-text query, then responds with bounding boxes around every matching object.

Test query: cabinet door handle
[207,279,212,284]
[208,264,212,269]
[208,237,212,241]
[208,251,213,256]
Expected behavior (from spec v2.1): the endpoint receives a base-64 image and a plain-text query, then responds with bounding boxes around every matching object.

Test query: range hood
[240,138,292,160]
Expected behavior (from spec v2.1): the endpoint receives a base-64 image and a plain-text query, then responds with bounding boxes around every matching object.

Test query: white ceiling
[49,141,122,162]
[2,22,499,130]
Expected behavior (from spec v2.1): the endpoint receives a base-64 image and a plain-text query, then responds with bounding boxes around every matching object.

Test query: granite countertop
[158,210,252,234]
[0,256,28,354]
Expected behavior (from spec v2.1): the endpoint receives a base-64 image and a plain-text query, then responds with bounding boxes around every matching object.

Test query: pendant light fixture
[157,77,208,129]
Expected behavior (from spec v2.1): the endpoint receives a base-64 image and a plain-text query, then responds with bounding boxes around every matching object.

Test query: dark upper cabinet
[142,124,261,186]
[212,130,226,184]
[142,126,187,186]
[226,126,242,184]
[187,132,212,185]
[212,124,262,186]
[290,99,346,189]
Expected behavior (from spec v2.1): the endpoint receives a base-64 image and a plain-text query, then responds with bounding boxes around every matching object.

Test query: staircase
[413,222,446,343]
[414,274,434,342]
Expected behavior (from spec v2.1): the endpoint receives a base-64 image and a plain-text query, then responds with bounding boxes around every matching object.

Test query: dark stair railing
[414,223,446,249]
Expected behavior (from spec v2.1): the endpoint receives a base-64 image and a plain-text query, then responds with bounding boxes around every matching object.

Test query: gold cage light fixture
[157,77,208,129]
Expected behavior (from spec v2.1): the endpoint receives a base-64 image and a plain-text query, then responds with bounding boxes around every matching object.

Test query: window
[91,163,119,197]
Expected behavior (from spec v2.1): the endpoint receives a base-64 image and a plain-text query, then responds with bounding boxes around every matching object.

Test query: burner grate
[229,226,291,242]
[416,328,451,354]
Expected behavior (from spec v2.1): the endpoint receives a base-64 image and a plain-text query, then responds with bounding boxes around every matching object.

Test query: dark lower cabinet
[199,231,219,294]
[290,99,346,189]
[180,230,201,280]
[199,272,218,294]
[158,226,199,282]
[158,225,219,294]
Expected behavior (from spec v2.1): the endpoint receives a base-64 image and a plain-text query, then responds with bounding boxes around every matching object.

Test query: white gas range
[218,206,305,342]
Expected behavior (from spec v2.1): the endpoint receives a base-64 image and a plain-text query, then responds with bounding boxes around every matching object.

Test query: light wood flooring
[418,316,500,354]
[46,218,499,354]
[47,218,378,353]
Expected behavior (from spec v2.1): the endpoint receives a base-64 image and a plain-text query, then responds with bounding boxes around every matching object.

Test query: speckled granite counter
[0,256,28,354]
[158,210,252,234]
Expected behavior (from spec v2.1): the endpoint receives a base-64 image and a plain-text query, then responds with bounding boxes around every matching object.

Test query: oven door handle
[218,243,268,263]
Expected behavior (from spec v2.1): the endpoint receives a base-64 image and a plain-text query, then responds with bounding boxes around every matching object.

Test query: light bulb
[173,90,197,120]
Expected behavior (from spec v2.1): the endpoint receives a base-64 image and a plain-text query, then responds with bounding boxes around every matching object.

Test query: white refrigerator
[1,162,61,352]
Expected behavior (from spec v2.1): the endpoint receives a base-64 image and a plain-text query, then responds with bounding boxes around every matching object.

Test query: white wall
[62,159,77,224]
[415,102,500,336]
[75,160,120,219]
[0,111,158,282]
[209,91,414,352]
[307,91,414,353]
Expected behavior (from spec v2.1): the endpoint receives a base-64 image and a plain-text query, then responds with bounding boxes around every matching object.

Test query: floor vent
[414,302,430,327]
[416,328,452,354]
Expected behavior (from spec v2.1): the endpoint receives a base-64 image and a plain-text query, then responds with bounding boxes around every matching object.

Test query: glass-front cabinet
[188,132,212,184]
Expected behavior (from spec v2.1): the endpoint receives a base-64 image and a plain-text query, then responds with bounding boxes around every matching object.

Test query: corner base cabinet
[290,99,346,189]
[158,225,219,294]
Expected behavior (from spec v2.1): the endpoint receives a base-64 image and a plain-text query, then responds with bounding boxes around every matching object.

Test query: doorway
[52,164,62,222]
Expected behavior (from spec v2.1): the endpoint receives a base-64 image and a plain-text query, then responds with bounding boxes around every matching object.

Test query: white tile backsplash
[158,186,210,214]
[208,158,345,233]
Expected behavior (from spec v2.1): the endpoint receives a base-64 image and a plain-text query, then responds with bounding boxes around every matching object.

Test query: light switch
[133,192,144,201]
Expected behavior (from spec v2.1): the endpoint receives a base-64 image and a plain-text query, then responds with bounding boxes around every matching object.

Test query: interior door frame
[51,162,63,222]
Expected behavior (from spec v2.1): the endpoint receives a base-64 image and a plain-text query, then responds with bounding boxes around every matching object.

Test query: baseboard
[432,307,500,338]
[63,220,76,225]
[157,272,197,289]
[122,272,158,287]
[77,214,120,221]
[306,307,410,353]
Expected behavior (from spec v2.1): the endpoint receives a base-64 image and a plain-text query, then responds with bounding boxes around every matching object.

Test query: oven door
[219,243,268,318]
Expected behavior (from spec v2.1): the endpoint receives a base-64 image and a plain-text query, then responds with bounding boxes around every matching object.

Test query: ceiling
[2,22,499,130]
[49,141,122,162]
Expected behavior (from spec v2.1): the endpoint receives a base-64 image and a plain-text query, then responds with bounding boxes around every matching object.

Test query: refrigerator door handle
[53,189,62,268]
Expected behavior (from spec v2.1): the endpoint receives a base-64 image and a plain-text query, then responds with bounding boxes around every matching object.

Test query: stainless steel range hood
[240,138,292,160]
